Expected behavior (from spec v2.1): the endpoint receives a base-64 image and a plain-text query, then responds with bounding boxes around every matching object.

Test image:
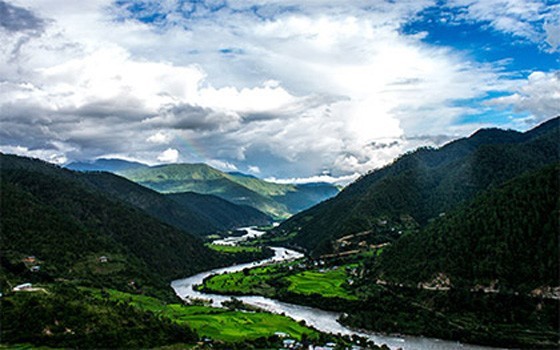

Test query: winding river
[172,227,503,350]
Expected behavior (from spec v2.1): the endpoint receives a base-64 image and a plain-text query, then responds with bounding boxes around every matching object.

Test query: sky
[1,0,559,184]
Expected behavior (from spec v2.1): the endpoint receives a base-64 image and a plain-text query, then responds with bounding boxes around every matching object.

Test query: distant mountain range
[66,161,340,219]
[274,116,560,256]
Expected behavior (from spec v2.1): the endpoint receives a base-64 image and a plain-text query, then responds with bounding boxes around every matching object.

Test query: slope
[0,154,223,297]
[119,163,339,219]
[66,158,149,172]
[166,191,271,231]
[376,163,559,292]
[275,117,559,255]
[82,171,270,235]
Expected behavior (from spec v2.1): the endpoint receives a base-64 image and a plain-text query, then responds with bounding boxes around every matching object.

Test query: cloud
[544,21,560,52]
[207,159,238,172]
[0,1,45,33]
[247,165,261,174]
[157,148,179,163]
[266,173,360,186]
[0,0,553,181]
[444,0,560,51]
[0,145,68,164]
[147,131,172,144]
[487,71,560,121]
[145,104,240,131]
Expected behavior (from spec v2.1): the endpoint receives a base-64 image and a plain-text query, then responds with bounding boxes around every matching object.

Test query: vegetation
[0,154,272,300]
[66,158,149,172]
[1,284,197,349]
[201,261,359,305]
[84,171,271,235]
[341,286,559,349]
[206,244,262,254]
[285,269,358,300]
[118,163,339,219]
[376,163,559,292]
[84,288,319,343]
[167,191,270,232]
[343,164,559,348]
[274,117,559,256]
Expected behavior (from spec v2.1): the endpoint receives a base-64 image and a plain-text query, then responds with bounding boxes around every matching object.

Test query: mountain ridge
[273,116,560,255]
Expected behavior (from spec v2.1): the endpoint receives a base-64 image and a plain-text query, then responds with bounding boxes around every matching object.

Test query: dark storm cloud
[0,119,58,150]
[0,1,45,33]
[62,99,153,120]
[144,103,239,131]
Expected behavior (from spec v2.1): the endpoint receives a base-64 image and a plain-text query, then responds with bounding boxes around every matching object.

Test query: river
[172,227,503,350]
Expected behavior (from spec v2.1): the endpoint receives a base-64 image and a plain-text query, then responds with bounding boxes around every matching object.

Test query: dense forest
[375,163,559,292]
[0,154,271,299]
[84,171,271,235]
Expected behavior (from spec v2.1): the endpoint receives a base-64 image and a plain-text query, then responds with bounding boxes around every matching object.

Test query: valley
[1,118,559,349]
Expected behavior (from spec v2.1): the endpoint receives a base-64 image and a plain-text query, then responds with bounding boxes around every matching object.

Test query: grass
[85,288,317,342]
[285,268,358,300]
[203,262,358,301]
[72,253,127,275]
[205,244,262,254]
[202,263,291,296]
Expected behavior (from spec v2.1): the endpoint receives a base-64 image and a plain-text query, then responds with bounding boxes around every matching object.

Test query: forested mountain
[118,163,339,219]
[66,158,149,172]
[375,163,559,292]
[0,154,226,297]
[167,191,271,231]
[82,171,270,235]
[275,117,559,255]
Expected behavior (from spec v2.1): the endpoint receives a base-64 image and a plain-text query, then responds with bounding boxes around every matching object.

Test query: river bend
[172,227,503,350]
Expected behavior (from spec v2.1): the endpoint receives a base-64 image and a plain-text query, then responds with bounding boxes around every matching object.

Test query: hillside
[167,191,271,231]
[66,158,149,172]
[118,163,339,219]
[274,117,560,255]
[375,163,559,293]
[0,154,225,298]
[119,163,291,218]
[82,171,270,235]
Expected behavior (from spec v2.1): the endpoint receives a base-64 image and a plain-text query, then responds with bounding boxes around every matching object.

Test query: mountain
[376,163,559,292]
[276,182,341,213]
[118,164,339,219]
[166,192,271,231]
[274,117,560,255]
[0,153,226,297]
[119,163,291,218]
[66,158,149,172]
[81,171,270,235]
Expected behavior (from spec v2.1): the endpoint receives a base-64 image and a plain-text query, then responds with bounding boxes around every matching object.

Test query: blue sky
[0,0,558,183]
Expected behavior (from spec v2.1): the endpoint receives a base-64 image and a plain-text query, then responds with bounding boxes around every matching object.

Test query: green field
[202,264,281,295]
[86,288,317,342]
[205,243,262,254]
[203,262,358,301]
[286,268,358,300]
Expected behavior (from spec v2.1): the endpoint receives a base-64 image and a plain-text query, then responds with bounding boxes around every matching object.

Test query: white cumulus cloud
[157,148,179,163]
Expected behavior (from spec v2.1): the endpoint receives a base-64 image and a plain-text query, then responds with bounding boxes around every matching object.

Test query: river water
[171,227,503,350]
